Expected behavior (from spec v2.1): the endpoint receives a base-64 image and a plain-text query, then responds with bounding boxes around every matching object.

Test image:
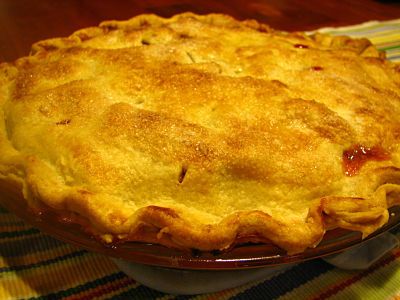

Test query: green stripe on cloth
[380,44,400,51]
[0,228,41,239]
[0,205,9,214]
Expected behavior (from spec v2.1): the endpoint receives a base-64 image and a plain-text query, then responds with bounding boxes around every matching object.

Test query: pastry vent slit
[178,165,188,184]
[3,112,12,142]
[141,39,151,46]
[186,52,196,63]
[56,119,71,125]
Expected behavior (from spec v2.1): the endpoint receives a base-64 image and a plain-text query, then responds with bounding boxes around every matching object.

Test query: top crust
[1,13,400,254]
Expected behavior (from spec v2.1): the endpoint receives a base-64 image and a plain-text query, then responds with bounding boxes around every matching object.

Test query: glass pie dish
[1,179,399,294]
[1,179,399,270]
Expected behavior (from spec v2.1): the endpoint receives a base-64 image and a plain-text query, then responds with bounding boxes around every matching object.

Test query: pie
[1,13,400,255]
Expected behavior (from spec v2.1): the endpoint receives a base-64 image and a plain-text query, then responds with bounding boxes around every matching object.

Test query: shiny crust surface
[1,13,400,254]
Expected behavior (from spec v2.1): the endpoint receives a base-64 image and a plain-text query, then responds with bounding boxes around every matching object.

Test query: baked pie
[1,13,400,254]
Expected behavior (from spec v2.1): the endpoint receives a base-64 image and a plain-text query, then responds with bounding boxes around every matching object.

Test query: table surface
[1,1,400,299]
[1,0,400,62]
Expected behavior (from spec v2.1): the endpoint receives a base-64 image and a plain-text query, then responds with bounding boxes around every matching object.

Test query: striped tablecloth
[1,19,400,300]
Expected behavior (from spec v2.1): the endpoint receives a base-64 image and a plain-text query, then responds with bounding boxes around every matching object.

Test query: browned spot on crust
[101,23,119,31]
[147,206,179,219]
[56,119,71,125]
[311,66,323,71]
[178,33,191,39]
[102,102,218,167]
[270,79,288,89]
[78,189,93,196]
[294,43,309,49]
[392,123,400,139]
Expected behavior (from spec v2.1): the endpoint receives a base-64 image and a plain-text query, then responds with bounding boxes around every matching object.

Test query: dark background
[1,0,400,62]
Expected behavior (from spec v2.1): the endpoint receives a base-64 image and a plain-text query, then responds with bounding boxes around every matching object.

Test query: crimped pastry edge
[19,12,389,64]
[1,169,400,254]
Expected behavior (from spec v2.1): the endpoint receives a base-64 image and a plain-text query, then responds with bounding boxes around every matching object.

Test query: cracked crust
[1,13,400,254]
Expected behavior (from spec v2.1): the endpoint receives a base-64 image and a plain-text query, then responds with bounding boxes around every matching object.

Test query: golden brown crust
[1,13,400,254]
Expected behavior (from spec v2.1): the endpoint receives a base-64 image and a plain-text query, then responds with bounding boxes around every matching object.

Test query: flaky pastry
[1,13,400,254]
